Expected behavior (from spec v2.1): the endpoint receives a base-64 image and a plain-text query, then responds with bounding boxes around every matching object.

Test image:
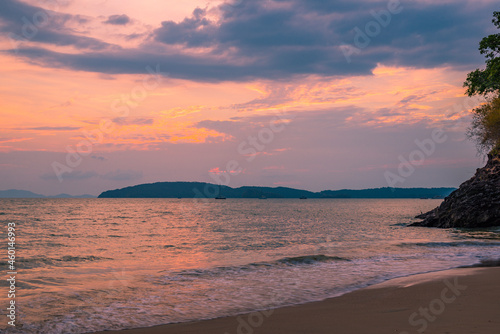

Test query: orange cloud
[0,49,479,154]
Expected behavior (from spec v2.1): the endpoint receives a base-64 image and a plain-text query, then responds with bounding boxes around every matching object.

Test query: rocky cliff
[412,154,500,228]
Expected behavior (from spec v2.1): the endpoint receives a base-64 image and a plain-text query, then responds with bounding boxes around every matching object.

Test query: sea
[1,198,499,334]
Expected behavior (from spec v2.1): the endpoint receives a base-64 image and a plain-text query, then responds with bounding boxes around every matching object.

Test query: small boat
[215,184,226,199]
[299,196,307,199]
[259,195,267,199]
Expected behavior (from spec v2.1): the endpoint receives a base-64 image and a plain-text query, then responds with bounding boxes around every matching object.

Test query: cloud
[25,126,81,131]
[91,155,107,161]
[0,137,33,143]
[399,95,424,104]
[155,8,216,47]
[112,117,154,125]
[195,120,247,137]
[1,0,497,81]
[103,14,131,25]
[0,0,116,51]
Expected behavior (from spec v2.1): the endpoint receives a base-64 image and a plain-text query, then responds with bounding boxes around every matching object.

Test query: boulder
[411,153,500,228]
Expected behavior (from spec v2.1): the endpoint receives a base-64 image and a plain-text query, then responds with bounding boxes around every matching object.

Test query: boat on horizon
[215,184,226,199]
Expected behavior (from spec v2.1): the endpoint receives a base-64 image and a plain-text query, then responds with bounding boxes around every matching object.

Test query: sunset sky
[0,0,497,196]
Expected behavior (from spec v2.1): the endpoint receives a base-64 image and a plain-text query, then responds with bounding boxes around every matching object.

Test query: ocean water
[1,198,499,334]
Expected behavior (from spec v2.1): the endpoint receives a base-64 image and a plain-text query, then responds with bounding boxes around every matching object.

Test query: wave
[390,222,408,227]
[462,258,500,268]
[0,255,111,269]
[275,254,349,265]
[165,254,349,280]
[398,241,500,248]
[453,229,500,240]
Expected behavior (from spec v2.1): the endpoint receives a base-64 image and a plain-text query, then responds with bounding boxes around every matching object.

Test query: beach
[90,266,500,334]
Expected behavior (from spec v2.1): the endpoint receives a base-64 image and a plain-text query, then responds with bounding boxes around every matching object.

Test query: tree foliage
[464,11,500,96]
[467,95,500,154]
[465,11,500,154]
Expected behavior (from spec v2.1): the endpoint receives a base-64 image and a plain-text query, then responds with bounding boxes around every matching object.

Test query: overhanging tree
[464,11,500,96]
[464,11,500,154]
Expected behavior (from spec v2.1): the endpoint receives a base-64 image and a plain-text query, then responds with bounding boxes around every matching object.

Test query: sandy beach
[90,266,500,334]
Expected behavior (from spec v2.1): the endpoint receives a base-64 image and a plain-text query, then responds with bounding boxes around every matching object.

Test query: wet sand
[90,267,500,334]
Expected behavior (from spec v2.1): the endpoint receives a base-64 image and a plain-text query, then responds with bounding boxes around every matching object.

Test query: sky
[0,0,497,196]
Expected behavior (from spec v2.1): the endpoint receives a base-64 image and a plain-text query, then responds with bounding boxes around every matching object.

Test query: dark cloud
[112,117,154,125]
[399,95,422,104]
[125,33,145,40]
[5,46,268,81]
[1,0,497,81]
[196,120,245,137]
[155,8,217,47]
[375,107,404,117]
[0,0,116,51]
[103,14,131,25]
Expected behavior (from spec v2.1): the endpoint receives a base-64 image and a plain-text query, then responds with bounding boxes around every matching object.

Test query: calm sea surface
[1,198,499,333]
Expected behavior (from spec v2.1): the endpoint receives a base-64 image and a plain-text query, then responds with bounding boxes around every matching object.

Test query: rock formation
[412,153,500,228]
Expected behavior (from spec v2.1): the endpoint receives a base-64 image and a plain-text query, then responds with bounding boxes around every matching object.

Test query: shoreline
[89,266,500,334]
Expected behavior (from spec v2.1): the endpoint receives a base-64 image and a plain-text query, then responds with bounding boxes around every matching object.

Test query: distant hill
[98,182,456,199]
[47,193,96,199]
[0,189,95,198]
[0,189,45,198]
